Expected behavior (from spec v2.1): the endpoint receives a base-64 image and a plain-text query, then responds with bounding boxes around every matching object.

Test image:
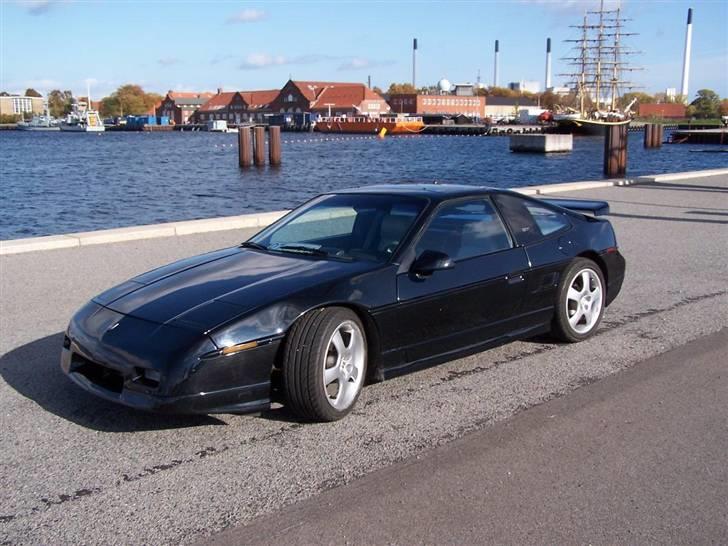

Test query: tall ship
[316,115,425,135]
[555,0,641,135]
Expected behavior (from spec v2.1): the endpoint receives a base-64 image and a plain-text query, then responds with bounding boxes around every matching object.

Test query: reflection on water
[1,130,725,239]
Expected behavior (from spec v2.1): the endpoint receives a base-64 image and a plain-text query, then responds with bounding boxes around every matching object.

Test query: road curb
[2,168,726,256]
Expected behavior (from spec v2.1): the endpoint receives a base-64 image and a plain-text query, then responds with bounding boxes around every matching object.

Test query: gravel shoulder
[1,174,726,545]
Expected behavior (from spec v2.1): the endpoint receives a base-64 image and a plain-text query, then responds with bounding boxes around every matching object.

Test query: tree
[100,84,163,117]
[485,86,519,98]
[688,89,720,119]
[48,89,74,118]
[386,82,416,95]
[720,98,728,117]
[25,88,42,97]
[619,92,655,108]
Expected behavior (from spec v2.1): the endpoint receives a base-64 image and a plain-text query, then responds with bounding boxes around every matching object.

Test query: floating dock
[670,128,727,145]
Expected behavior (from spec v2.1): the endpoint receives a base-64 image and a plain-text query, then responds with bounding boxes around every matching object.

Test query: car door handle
[506,272,525,284]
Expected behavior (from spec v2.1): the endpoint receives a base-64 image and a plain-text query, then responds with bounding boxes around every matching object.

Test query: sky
[1,0,726,100]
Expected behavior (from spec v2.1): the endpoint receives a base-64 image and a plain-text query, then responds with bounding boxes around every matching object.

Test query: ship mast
[560,0,641,117]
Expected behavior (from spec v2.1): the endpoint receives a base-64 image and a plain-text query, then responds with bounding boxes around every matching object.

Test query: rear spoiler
[541,198,610,216]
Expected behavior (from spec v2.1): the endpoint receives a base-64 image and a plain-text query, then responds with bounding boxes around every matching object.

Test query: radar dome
[438,78,452,92]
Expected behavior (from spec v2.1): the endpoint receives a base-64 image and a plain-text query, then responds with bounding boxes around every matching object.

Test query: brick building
[388,94,486,118]
[156,91,215,124]
[638,103,687,119]
[269,80,390,118]
[190,89,280,124]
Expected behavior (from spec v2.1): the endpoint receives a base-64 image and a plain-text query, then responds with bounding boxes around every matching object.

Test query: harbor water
[1,130,726,240]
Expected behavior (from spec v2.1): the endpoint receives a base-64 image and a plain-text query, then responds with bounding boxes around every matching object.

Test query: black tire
[552,258,606,343]
[282,307,367,421]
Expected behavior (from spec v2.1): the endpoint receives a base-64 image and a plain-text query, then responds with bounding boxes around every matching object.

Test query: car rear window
[493,194,570,245]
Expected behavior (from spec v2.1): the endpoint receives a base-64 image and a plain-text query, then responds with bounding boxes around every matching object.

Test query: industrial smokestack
[412,38,418,88]
[680,8,693,102]
[545,37,552,90]
[493,40,499,87]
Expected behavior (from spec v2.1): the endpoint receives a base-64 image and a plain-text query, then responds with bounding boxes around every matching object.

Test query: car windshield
[249,193,427,262]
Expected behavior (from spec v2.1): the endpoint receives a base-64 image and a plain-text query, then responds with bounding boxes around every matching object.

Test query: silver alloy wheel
[565,268,604,334]
[322,320,366,411]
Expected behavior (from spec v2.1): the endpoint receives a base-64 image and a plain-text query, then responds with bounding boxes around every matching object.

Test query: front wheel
[552,258,606,343]
[282,307,367,421]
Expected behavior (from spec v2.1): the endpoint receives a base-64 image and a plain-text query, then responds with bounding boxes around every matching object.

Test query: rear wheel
[552,258,605,342]
[282,307,367,421]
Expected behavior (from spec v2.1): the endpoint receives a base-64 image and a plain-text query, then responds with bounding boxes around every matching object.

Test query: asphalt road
[1,174,727,545]
[206,329,728,545]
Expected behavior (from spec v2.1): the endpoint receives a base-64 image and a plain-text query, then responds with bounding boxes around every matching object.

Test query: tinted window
[416,199,511,261]
[493,194,570,245]
[252,194,426,262]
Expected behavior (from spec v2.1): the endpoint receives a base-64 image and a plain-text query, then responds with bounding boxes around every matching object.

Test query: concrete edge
[2,167,726,256]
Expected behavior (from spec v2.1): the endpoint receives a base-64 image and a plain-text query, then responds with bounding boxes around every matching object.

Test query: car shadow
[0,332,227,432]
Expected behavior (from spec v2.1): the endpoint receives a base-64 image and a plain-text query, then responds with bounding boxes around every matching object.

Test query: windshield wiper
[240,241,268,251]
[274,244,329,257]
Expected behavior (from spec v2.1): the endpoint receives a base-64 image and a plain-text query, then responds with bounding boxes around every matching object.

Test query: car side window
[493,194,570,245]
[416,198,511,261]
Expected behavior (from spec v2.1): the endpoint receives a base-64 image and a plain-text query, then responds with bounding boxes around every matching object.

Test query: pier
[1,169,726,544]
[670,128,727,145]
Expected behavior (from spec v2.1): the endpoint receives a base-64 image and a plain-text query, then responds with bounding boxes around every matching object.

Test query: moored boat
[316,115,425,135]
[16,115,60,131]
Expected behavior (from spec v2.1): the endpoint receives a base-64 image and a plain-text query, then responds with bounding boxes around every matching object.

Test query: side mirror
[411,250,454,277]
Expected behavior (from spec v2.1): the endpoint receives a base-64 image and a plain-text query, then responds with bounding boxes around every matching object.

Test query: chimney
[680,8,693,102]
[217,87,223,95]
[545,38,552,90]
[412,38,418,88]
[493,40,500,88]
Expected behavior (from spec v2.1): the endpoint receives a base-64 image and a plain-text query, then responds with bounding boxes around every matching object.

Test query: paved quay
[1,172,727,544]
[207,329,728,546]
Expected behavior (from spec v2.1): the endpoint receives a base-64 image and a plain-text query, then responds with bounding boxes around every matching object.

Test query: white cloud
[338,57,396,71]
[239,53,336,70]
[226,8,266,24]
[157,57,180,67]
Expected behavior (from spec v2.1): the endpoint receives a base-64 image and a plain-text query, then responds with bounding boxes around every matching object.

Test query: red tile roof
[240,89,279,108]
[197,91,237,112]
[167,91,214,100]
[290,81,373,102]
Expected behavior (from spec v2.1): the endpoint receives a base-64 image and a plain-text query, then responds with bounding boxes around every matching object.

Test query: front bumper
[60,301,280,414]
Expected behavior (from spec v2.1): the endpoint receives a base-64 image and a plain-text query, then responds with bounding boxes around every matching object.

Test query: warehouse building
[269,80,390,118]
[156,91,215,124]
[190,89,279,124]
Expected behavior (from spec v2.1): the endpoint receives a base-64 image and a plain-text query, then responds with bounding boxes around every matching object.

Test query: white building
[508,80,541,94]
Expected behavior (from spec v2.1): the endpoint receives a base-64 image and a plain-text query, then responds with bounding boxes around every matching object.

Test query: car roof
[335,183,504,201]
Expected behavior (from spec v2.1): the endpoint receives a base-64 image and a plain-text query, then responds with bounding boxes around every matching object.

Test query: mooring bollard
[238,127,252,168]
[253,126,266,167]
[269,125,281,166]
[604,124,628,177]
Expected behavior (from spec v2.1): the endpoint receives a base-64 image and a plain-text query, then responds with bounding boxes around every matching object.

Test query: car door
[492,193,573,328]
[382,197,530,367]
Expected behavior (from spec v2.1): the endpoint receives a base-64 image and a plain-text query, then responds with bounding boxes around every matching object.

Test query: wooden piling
[238,127,252,167]
[653,124,663,147]
[253,126,266,167]
[269,125,281,166]
[604,124,628,177]
[644,124,653,148]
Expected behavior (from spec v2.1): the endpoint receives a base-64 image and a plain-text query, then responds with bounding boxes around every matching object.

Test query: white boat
[59,109,105,132]
[59,83,105,132]
[206,119,237,133]
[17,114,60,131]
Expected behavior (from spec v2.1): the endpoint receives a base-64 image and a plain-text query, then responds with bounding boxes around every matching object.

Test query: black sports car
[62,185,625,421]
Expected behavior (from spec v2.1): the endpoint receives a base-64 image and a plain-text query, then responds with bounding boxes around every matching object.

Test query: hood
[95,247,377,332]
